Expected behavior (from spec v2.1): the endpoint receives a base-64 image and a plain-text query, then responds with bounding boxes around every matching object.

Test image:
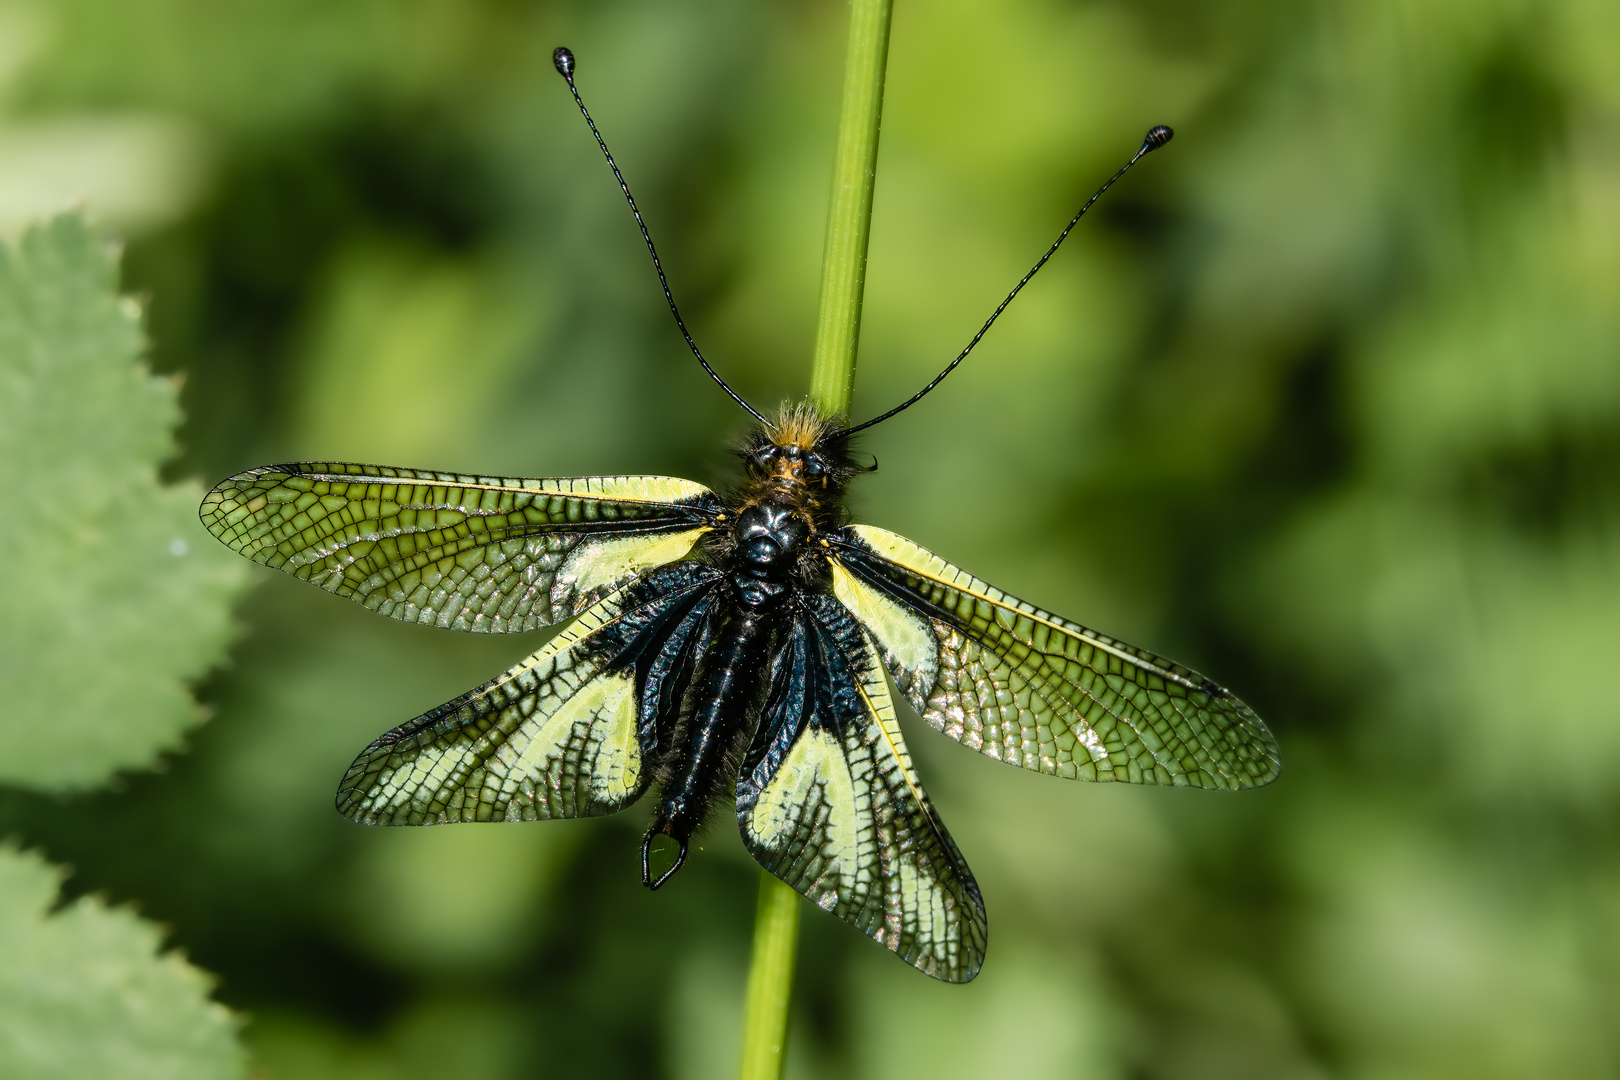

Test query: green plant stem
[737,873,802,1079]
[737,3,893,1079]
[808,0,894,417]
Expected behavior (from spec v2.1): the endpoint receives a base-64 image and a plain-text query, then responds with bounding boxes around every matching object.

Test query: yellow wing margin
[828,524,1280,791]
[200,462,719,631]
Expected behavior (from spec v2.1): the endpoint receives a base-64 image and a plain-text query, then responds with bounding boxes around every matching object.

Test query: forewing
[201,462,720,631]
[829,525,1280,790]
[736,594,987,983]
[339,563,724,825]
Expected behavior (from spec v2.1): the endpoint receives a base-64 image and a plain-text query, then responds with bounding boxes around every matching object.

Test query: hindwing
[828,525,1280,790]
[736,593,987,983]
[201,463,721,631]
[338,562,724,825]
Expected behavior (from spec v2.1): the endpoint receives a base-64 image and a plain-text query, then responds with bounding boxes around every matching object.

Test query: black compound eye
[747,448,776,473]
[802,457,827,481]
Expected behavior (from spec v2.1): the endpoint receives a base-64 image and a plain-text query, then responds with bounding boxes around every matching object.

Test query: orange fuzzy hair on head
[764,401,838,452]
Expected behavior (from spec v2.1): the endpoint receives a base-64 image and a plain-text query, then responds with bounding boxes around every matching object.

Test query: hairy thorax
[713,404,861,609]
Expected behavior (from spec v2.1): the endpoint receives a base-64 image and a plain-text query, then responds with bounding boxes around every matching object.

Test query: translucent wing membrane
[737,594,987,982]
[339,563,724,825]
[200,463,720,632]
[829,525,1280,790]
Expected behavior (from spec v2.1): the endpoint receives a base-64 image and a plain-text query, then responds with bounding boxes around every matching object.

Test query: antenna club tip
[552,46,575,79]
[1143,124,1174,151]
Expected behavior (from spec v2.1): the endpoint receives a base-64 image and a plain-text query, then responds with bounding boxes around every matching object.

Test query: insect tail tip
[641,829,690,891]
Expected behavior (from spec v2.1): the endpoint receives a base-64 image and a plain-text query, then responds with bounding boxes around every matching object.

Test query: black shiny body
[642,607,772,883]
[633,411,857,887]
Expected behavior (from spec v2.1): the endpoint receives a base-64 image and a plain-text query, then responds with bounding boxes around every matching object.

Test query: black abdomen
[642,603,772,887]
[640,498,807,888]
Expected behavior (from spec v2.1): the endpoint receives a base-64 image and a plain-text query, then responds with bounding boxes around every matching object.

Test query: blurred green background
[3,0,1619,1076]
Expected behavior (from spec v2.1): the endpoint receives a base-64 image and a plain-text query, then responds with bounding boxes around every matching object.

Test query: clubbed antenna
[829,126,1175,439]
[553,46,768,425]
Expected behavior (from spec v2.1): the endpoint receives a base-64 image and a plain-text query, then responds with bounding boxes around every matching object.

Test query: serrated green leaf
[0,846,245,1079]
[0,214,247,789]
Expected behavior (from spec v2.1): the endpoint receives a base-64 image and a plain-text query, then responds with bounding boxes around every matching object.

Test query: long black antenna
[829,125,1175,439]
[553,46,768,425]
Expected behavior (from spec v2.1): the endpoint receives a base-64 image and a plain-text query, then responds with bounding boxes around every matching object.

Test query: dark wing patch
[736,594,987,983]
[828,525,1279,790]
[201,463,721,631]
[338,563,724,825]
